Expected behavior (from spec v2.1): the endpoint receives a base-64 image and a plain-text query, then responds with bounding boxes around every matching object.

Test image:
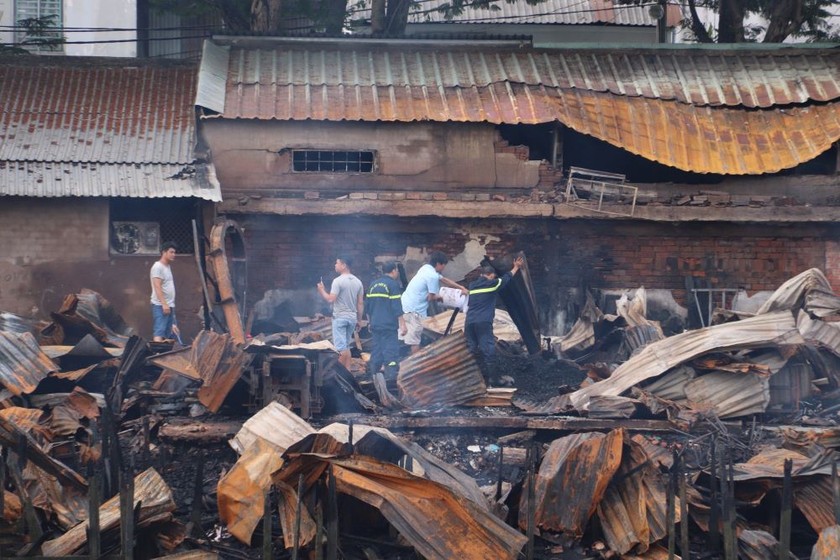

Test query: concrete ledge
[219,196,840,223]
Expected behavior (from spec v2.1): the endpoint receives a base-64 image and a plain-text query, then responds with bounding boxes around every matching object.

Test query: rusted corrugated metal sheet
[597,438,674,554]
[797,311,840,356]
[0,331,56,396]
[353,0,676,26]
[811,526,840,560]
[0,58,196,165]
[522,429,623,537]
[205,40,840,174]
[218,43,840,109]
[0,162,221,201]
[273,451,527,560]
[42,468,176,557]
[397,335,487,407]
[568,310,802,412]
[793,477,835,533]
[424,309,521,341]
[149,330,252,413]
[738,530,779,560]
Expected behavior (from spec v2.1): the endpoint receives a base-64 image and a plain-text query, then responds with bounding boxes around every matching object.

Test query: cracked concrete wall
[204,120,541,193]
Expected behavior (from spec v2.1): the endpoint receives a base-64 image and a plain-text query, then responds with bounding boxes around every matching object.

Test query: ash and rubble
[0,270,839,558]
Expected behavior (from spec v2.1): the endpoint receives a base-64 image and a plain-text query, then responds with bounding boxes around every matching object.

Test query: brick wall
[826,240,840,293]
[238,215,837,333]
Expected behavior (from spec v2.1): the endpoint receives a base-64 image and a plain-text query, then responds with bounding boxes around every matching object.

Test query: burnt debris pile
[0,268,839,558]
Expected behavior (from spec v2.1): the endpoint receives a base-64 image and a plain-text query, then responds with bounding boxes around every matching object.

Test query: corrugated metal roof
[219,43,840,109]
[203,40,840,174]
[0,162,221,200]
[683,371,770,418]
[0,57,197,164]
[351,0,675,27]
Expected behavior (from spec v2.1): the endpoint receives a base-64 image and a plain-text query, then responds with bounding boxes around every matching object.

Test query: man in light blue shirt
[401,251,468,354]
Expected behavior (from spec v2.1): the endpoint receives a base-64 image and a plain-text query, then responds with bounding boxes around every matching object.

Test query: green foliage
[0,14,66,54]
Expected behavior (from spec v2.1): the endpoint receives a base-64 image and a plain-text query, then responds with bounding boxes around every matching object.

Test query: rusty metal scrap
[397,335,487,407]
[42,467,176,556]
[738,530,780,560]
[149,330,252,413]
[523,429,623,537]
[596,438,676,555]
[811,525,840,560]
[208,220,247,345]
[217,438,285,544]
[229,401,316,455]
[274,451,527,560]
[569,310,803,412]
[0,331,57,396]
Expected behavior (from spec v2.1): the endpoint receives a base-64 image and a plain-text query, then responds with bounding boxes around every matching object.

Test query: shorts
[332,317,356,352]
[151,304,175,339]
[399,312,424,346]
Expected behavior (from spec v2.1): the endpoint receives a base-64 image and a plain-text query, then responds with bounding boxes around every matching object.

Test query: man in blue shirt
[465,255,524,384]
[401,251,468,354]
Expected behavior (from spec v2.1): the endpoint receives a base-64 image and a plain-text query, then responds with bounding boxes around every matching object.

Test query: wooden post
[120,468,135,560]
[190,455,204,538]
[779,458,793,560]
[326,466,338,560]
[8,444,42,547]
[708,439,720,553]
[314,506,324,560]
[262,487,272,560]
[722,452,736,560]
[525,443,537,560]
[142,415,151,465]
[88,464,101,560]
[291,475,305,560]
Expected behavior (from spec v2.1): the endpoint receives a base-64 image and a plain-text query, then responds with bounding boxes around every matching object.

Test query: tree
[0,14,66,53]
[153,0,544,36]
[677,0,838,43]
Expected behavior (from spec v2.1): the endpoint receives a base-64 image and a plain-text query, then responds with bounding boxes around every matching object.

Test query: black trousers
[370,327,400,376]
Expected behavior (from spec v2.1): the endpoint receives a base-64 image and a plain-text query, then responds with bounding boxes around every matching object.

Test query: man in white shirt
[401,251,467,354]
[150,242,180,342]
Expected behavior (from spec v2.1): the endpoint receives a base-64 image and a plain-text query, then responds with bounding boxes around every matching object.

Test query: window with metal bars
[292,150,375,173]
[15,0,63,52]
[109,199,197,256]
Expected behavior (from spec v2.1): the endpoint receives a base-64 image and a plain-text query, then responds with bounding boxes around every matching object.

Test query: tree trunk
[322,0,349,34]
[686,0,713,43]
[763,0,805,43]
[251,0,283,32]
[214,0,252,32]
[384,0,411,35]
[371,0,387,35]
[718,0,746,42]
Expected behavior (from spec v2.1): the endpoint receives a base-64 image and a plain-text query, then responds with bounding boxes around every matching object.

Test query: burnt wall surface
[0,198,205,340]
[204,120,541,193]
[236,214,840,334]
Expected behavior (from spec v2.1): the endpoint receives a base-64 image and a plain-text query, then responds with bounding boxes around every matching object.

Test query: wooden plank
[362,416,684,432]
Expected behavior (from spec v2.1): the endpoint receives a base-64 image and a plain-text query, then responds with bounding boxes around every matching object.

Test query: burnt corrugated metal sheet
[42,467,176,556]
[738,530,779,560]
[218,43,840,110]
[568,310,802,411]
[683,371,770,418]
[353,0,670,26]
[522,429,623,537]
[149,330,252,413]
[0,162,221,201]
[0,58,197,164]
[0,332,56,396]
[811,526,840,560]
[794,477,836,533]
[397,334,486,407]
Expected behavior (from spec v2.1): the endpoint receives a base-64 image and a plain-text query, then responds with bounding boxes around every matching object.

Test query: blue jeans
[151,304,175,339]
[332,317,356,352]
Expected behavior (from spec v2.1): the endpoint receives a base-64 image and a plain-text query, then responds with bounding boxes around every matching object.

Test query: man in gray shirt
[150,241,180,342]
[317,256,364,369]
